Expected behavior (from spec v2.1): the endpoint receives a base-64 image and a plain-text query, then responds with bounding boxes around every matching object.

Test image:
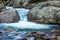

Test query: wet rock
[0,9,20,23]
[28,1,60,24]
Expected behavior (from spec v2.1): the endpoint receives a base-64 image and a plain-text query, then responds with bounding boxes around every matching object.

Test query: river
[0,6,59,31]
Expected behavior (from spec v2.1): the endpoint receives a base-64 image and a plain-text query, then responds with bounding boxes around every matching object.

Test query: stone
[26,3,36,9]
[1,0,60,8]
[0,9,20,23]
[12,0,29,7]
[27,1,60,24]
[4,28,15,32]
[0,3,5,12]
[12,0,48,8]
[0,3,4,9]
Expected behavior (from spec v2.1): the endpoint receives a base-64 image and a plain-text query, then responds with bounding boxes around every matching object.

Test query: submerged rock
[0,9,20,23]
[28,1,60,24]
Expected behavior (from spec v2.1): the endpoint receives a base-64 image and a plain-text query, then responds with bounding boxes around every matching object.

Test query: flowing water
[0,6,59,31]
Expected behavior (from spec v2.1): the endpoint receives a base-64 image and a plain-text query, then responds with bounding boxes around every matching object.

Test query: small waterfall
[16,8,29,21]
[0,6,58,30]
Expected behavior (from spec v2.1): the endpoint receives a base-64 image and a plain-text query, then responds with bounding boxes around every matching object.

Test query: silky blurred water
[0,6,59,30]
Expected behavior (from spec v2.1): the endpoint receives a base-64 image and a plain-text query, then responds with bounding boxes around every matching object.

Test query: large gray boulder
[0,9,20,23]
[27,1,60,24]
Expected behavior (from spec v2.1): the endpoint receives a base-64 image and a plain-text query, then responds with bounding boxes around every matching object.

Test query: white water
[0,6,57,29]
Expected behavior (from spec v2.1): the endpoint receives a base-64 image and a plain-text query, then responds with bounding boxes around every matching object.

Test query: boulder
[0,9,20,23]
[27,1,60,24]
